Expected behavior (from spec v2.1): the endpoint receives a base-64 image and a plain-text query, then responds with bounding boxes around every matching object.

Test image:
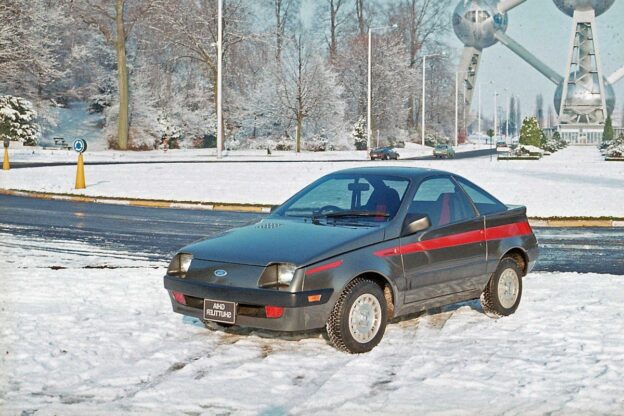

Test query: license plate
[203,299,236,324]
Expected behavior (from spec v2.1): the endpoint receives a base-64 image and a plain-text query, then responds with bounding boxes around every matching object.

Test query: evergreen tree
[603,115,614,142]
[519,116,541,147]
[352,117,367,150]
[0,95,39,145]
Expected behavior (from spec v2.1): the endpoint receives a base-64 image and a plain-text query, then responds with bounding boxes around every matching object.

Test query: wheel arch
[501,247,528,276]
[341,271,398,320]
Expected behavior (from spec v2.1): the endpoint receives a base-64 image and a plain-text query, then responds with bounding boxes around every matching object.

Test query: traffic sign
[73,139,87,153]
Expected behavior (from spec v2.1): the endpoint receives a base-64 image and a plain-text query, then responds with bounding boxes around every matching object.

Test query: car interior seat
[365,185,401,218]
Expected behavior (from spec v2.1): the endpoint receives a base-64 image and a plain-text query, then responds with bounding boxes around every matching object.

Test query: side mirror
[402,214,431,236]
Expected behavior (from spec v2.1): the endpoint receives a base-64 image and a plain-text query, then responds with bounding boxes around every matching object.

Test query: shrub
[0,95,40,146]
[519,116,541,147]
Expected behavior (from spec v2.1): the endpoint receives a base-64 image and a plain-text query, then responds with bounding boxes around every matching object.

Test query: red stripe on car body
[374,221,532,257]
[305,260,344,276]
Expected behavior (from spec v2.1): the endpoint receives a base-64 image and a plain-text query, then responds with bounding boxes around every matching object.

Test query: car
[370,147,399,160]
[496,140,509,151]
[164,167,539,353]
[433,144,455,159]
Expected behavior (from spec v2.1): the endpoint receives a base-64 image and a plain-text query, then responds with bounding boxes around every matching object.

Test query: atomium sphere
[554,75,616,117]
[552,0,615,17]
[452,0,508,49]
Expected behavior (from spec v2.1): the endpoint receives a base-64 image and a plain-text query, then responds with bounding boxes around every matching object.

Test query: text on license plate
[203,299,236,324]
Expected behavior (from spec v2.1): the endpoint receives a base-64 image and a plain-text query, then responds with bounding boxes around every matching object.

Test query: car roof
[331,166,450,180]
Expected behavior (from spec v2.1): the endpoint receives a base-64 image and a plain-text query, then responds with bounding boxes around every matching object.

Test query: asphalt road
[9,148,496,169]
[1,194,622,275]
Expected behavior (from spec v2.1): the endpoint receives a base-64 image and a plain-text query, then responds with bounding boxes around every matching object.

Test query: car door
[401,176,486,303]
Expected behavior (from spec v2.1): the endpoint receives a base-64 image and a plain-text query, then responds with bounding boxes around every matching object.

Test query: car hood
[182,218,385,267]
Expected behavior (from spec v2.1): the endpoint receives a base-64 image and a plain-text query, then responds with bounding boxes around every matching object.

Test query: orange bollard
[75,153,86,189]
[2,147,9,170]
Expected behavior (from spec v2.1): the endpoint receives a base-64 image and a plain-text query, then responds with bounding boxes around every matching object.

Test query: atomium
[552,0,615,17]
[452,0,623,140]
[452,0,508,49]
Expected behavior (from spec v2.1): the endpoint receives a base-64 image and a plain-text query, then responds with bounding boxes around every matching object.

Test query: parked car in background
[433,144,455,159]
[496,140,509,151]
[370,147,399,160]
[164,167,539,353]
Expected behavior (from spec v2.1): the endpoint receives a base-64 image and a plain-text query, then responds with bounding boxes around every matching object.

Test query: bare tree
[274,0,299,62]
[149,0,252,147]
[0,1,66,99]
[276,34,344,151]
[326,0,347,63]
[71,0,152,149]
[355,0,367,37]
[390,0,450,129]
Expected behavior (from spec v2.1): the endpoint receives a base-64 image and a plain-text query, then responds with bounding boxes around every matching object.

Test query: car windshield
[435,145,447,149]
[271,174,410,226]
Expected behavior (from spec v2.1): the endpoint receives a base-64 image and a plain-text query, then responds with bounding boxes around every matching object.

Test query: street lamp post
[478,84,481,136]
[216,0,223,159]
[421,53,444,146]
[367,24,397,155]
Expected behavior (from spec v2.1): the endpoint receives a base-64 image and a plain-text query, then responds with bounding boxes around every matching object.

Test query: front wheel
[481,258,523,316]
[326,278,387,353]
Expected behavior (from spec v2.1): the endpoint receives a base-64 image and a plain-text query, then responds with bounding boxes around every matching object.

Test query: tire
[326,278,387,354]
[481,257,523,317]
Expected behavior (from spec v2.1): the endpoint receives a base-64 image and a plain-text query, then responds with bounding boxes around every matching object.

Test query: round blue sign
[73,139,87,153]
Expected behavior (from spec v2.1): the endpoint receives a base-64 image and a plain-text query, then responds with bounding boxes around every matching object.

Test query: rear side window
[410,177,476,226]
[455,177,506,215]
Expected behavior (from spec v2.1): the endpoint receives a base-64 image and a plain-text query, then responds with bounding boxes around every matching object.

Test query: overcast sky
[446,0,624,124]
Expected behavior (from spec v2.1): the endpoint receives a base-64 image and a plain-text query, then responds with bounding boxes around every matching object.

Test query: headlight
[276,263,297,286]
[167,253,193,278]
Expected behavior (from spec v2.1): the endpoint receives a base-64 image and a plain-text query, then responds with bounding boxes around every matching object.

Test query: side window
[455,177,506,215]
[409,177,476,226]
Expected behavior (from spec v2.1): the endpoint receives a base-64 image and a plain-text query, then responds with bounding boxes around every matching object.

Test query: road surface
[1,194,622,274]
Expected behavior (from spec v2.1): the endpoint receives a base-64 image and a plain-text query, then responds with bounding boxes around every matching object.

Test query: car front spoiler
[163,275,333,308]
[164,275,335,331]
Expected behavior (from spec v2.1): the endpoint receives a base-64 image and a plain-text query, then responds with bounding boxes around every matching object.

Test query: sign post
[2,137,9,171]
[73,139,87,189]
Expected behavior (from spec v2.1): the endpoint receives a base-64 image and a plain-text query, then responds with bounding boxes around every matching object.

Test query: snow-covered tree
[72,0,152,150]
[275,34,345,152]
[0,96,40,146]
[519,116,541,147]
[352,117,367,150]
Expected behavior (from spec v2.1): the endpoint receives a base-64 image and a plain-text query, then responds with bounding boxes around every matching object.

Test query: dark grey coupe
[164,167,538,353]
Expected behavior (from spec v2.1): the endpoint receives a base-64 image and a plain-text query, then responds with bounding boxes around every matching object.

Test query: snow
[2,146,623,218]
[1,232,623,415]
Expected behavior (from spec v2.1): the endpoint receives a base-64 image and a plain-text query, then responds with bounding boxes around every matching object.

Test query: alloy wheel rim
[348,293,382,344]
[498,268,520,309]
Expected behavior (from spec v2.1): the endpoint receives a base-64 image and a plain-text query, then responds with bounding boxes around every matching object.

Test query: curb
[0,189,273,213]
[2,188,623,226]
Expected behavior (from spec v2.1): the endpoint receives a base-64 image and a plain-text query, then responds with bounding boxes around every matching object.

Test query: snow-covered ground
[7,141,488,163]
[2,146,623,218]
[1,232,623,415]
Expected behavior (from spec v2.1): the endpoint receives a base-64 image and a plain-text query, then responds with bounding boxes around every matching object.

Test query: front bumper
[163,275,334,331]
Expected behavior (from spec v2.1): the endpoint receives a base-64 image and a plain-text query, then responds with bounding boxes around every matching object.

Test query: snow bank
[1,233,623,415]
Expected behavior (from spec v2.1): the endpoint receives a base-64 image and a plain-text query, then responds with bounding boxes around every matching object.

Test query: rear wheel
[481,258,523,316]
[326,278,387,354]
